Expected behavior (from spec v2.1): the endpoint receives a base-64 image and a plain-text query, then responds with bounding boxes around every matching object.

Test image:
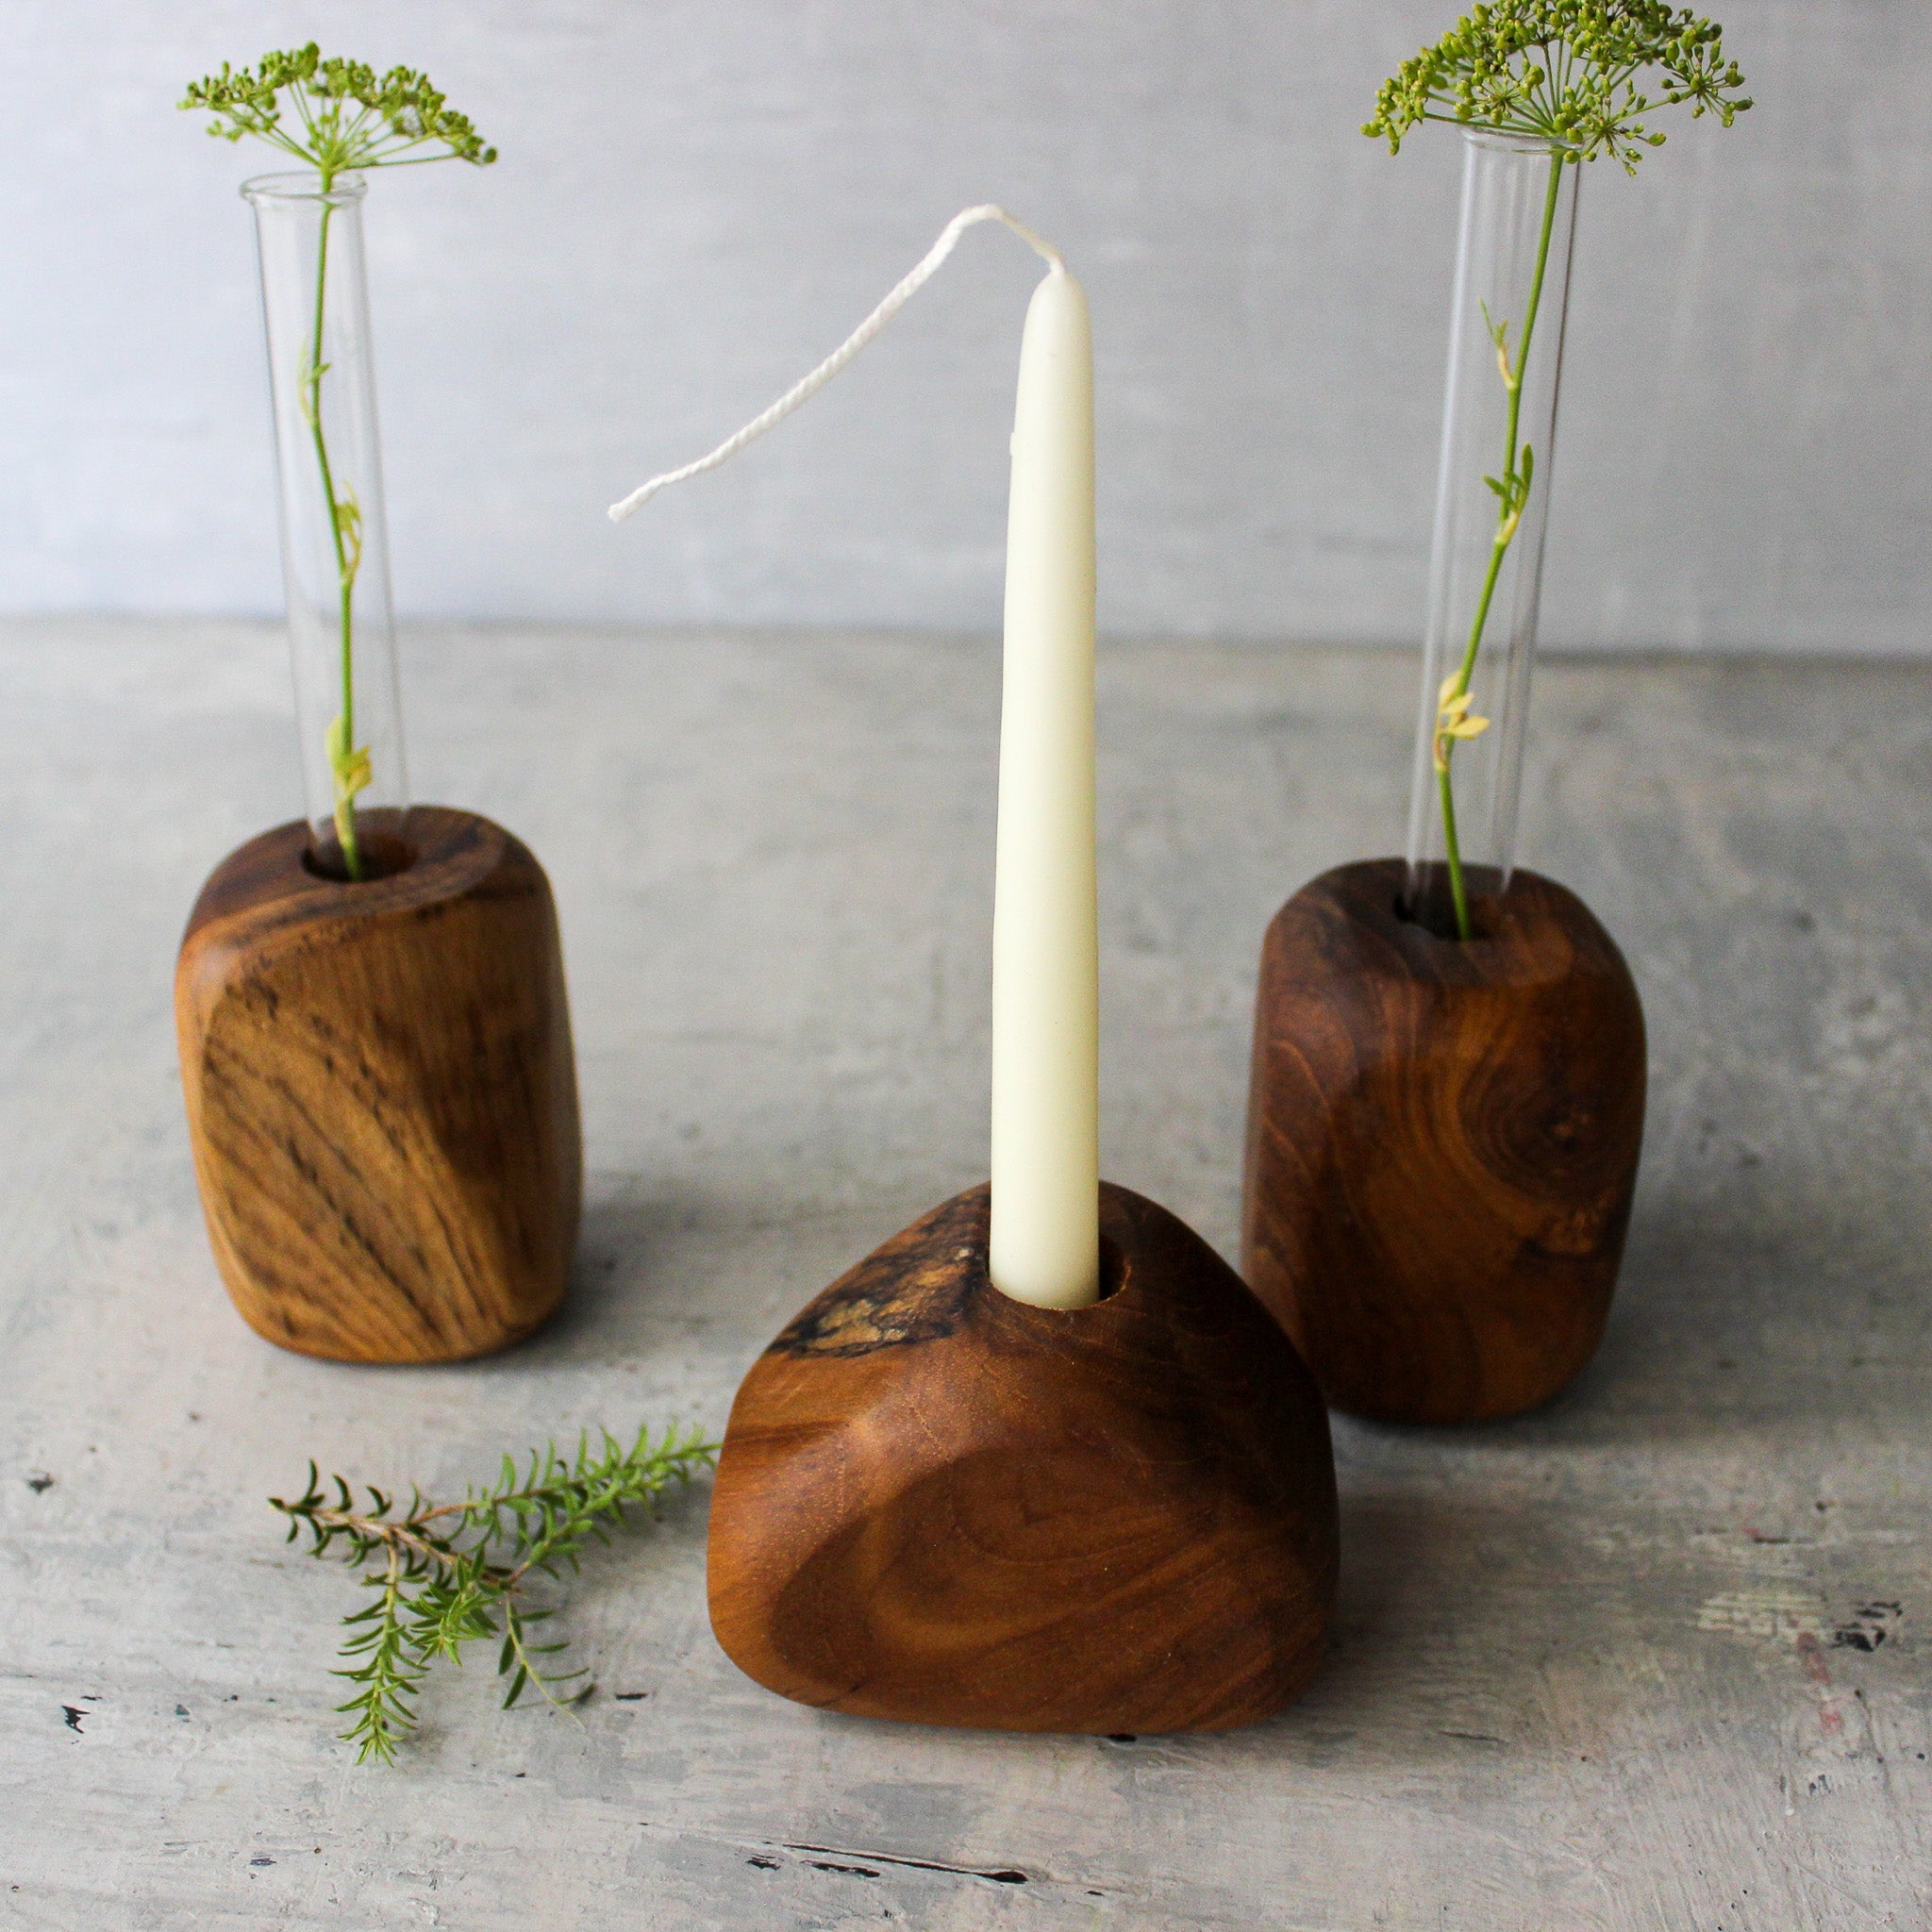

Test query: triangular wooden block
[708,1181,1339,1733]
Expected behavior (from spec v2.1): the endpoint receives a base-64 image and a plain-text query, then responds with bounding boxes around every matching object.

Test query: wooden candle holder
[708,1181,1339,1733]
[1241,858,1645,1424]
[175,808,581,1363]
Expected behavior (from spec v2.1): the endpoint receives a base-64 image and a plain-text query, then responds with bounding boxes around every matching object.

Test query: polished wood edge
[237,1291,569,1368]
[1273,857,1638,997]
[182,807,531,946]
[175,808,549,1030]
[765,1185,1161,1365]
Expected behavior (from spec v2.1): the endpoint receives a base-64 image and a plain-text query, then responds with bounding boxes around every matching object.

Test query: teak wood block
[1241,858,1646,1424]
[708,1181,1340,1734]
[175,808,582,1364]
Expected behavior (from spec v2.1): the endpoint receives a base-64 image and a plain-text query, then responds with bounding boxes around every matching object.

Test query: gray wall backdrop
[3,1,1924,652]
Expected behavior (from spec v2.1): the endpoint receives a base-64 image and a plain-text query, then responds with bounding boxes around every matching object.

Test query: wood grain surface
[708,1180,1340,1733]
[175,807,581,1363]
[1241,858,1646,1424]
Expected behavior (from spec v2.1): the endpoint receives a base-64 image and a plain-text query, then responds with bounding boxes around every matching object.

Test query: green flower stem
[180,46,498,887]
[1437,758,1472,938]
[1364,6,1750,938]
[1437,145,1565,940]
[303,180,363,881]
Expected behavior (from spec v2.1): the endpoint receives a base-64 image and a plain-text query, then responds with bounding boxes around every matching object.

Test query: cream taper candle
[988,265,1099,1310]
[604,208,1101,1307]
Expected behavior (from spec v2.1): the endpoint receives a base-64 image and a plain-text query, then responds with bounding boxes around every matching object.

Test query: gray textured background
[3,0,1925,652]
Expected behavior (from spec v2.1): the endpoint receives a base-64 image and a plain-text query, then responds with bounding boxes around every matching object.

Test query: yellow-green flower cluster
[181,43,496,184]
[1365,2,1749,173]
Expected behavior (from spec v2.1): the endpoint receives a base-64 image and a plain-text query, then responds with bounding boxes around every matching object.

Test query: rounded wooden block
[708,1181,1340,1734]
[175,808,582,1363]
[1241,858,1646,1424]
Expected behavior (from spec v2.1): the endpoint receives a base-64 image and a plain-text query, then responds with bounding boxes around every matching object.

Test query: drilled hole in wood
[302,831,418,883]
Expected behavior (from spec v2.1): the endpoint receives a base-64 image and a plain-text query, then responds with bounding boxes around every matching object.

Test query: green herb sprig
[273,1424,717,1765]
[180,47,495,879]
[1367,4,1748,938]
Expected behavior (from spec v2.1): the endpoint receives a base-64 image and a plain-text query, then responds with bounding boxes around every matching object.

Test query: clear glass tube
[244,172,408,880]
[1403,131,1579,937]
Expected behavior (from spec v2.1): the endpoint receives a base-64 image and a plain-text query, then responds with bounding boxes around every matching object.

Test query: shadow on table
[516,1183,925,1369]
[1284,1487,1590,1771]
[1550,1163,1932,1444]
[503,1188,736,1367]
[1214,1156,1932,1774]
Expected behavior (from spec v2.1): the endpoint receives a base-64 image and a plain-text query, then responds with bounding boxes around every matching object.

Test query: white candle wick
[607,206,1063,522]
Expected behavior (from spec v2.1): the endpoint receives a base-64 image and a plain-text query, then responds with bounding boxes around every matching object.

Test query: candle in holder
[988,266,1100,1310]
[617,207,1341,1736]
[608,208,1105,1310]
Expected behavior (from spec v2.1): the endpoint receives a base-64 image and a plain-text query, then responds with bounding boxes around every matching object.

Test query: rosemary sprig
[272,1423,717,1765]
[180,47,495,880]
[1367,4,1748,937]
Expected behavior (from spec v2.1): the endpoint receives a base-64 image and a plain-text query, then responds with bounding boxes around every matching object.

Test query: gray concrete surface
[6,2,1930,653]
[3,618,1929,1928]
